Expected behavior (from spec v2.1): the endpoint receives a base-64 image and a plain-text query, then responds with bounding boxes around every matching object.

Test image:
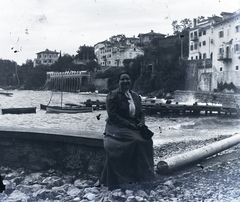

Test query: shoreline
[1,137,240,201]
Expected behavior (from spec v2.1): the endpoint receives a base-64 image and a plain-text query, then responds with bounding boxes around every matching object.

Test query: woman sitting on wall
[100,71,155,190]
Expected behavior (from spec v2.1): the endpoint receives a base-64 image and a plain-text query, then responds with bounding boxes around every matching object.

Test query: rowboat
[0,92,13,97]
[1,107,36,115]
[40,104,60,110]
[46,106,93,113]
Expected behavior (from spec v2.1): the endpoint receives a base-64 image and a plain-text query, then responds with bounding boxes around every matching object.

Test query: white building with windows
[211,10,240,90]
[188,9,240,92]
[188,16,222,61]
[94,38,144,67]
[34,49,59,67]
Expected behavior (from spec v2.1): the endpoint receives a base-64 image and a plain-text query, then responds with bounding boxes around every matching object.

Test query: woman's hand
[128,123,138,130]
[137,123,144,128]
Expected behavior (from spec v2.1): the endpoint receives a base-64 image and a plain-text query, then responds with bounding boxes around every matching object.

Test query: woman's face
[119,73,131,91]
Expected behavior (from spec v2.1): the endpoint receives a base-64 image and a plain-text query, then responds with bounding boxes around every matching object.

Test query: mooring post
[156,134,240,174]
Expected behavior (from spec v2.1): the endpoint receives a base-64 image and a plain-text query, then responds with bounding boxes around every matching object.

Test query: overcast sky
[0,0,239,65]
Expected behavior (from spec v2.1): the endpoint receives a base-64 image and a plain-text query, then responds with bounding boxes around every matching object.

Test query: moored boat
[1,107,36,115]
[40,104,60,110]
[0,92,13,97]
[46,106,93,113]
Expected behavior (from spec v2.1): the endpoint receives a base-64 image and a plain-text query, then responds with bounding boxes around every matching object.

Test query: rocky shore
[1,137,240,201]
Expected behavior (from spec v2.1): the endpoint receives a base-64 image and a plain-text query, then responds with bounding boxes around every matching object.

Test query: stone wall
[185,59,213,92]
[175,90,240,107]
[0,127,105,178]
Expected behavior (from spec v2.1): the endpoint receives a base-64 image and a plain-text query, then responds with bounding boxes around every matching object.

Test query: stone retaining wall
[0,127,105,178]
[175,90,240,107]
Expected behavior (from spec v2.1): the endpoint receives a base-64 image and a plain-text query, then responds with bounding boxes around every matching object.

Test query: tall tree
[75,45,96,61]
[172,18,192,35]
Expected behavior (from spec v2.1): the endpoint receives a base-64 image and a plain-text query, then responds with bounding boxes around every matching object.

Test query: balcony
[190,36,199,41]
[196,59,212,69]
[217,53,232,62]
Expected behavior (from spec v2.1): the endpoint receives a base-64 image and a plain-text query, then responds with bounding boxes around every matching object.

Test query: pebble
[0,144,240,201]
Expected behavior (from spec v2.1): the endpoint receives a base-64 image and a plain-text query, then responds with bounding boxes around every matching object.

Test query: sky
[0,0,239,65]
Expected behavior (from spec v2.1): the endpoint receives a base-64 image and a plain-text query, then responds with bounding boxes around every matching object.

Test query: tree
[0,59,16,86]
[18,60,34,87]
[23,66,47,90]
[75,45,96,61]
[172,18,192,35]
[50,54,74,72]
[85,61,100,72]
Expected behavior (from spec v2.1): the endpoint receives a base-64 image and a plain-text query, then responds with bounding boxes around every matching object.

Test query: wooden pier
[142,102,240,117]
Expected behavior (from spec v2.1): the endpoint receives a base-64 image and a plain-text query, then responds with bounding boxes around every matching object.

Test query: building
[34,49,60,67]
[188,16,222,61]
[188,9,240,92]
[94,37,144,67]
[138,30,165,45]
[212,10,240,92]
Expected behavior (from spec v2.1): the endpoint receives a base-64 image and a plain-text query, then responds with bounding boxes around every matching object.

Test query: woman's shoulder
[130,90,140,97]
[107,88,120,100]
[108,88,119,96]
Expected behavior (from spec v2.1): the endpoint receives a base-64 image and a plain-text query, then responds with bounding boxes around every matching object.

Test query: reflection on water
[0,90,239,146]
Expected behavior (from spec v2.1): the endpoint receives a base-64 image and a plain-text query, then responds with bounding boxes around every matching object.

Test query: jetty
[142,101,240,117]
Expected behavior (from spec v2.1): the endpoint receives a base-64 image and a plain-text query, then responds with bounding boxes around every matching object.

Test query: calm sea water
[0,90,239,146]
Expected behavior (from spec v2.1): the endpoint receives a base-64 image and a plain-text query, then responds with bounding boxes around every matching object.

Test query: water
[0,90,239,146]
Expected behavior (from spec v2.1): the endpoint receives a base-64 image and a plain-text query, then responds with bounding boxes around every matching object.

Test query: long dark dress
[101,88,155,189]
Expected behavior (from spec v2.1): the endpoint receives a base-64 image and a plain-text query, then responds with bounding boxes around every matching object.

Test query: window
[203,53,206,59]
[190,45,193,51]
[199,32,202,37]
[234,44,240,52]
[220,67,223,71]
[219,47,224,54]
[219,30,224,38]
[227,28,230,36]
[203,41,206,46]
[190,32,193,38]
[194,43,198,50]
[195,56,198,59]
[203,30,206,35]
[199,42,201,47]
[236,25,240,33]
[236,66,239,71]
[191,57,193,60]
[199,53,202,59]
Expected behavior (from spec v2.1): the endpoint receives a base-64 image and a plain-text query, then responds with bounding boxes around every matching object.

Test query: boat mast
[61,72,63,107]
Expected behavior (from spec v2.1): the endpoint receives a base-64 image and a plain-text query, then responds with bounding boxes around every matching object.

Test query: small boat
[40,104,60,110]
[1,107,36,115]
[46,106,93,114]
[0,92,13,97]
